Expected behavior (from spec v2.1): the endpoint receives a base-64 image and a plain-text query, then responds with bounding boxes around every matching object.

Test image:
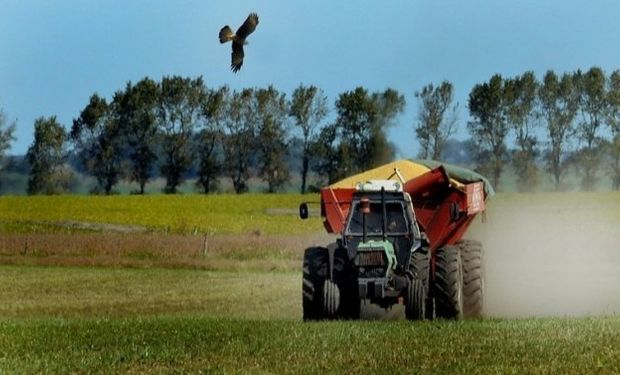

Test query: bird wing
[235,13,259,39]
[231,41,244,73]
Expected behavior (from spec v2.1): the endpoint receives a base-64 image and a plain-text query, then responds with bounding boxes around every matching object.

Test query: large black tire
[302,247,328,321]
[458,240,484,318]
[434,245,464,319]
[405,249,430,320]
[333,247,360,319]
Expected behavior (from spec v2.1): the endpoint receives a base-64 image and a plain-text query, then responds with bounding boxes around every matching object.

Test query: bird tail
[219,26,234,43]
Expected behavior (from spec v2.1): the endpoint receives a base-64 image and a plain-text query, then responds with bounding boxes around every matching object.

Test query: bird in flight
[219,13,259,73]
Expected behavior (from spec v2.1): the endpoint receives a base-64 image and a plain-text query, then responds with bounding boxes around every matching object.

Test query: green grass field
[1,265,620,374]
[1,192,620,373]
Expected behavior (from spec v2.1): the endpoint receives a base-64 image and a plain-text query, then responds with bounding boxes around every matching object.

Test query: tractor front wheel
[405,249,430,320]
[334,247,360,319]
[322,279,340,318]
[302,247,328,321]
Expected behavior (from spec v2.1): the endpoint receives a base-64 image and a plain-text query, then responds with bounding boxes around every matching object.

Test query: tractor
[300,160,491,320]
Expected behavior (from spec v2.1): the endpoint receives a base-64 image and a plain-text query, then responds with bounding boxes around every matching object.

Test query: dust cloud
[357,194,620,319]
[468,195,620,318]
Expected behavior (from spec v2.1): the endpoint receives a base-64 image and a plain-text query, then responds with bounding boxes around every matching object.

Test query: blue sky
[2,0,620,156]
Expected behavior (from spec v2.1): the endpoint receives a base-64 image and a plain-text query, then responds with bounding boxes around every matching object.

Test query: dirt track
[468,196,620,318]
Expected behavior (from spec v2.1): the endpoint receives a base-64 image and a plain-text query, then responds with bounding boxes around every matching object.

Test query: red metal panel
[319,166,488,247]
[320,188,354,234]
[466,182,485,215]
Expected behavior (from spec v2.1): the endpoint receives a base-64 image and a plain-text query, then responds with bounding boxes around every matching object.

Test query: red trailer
[300,159,491,320]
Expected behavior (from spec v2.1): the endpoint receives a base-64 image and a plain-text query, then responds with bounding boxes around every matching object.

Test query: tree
[574,67,607,190]
[71,93,124,194]
[414,81,458,160]
[0,108,16,187]
[334,87,405,175]
[222,88,256,194]
[27,116,71,194]
[310,123,341,184]
[195,86,228,194]
[504,72,540,192]
[606,70,620,190]
[538,70,579,191]
[289,84,328,193]
[157,76,208,193]
[370,88,406,166]
[255,86,290,193]
[467,74,509,189]
[114,78,160,194]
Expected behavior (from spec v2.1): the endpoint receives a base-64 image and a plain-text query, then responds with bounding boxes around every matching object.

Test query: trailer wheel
[434,245,463,319]
[458,240,484,318]
[302,247,328,321]
[406,249,430,320]
[334,247,360,319]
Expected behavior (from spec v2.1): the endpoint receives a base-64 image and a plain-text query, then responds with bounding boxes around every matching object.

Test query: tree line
[1,66,619,195]
[1,77,405,195]
[415,67,620,191]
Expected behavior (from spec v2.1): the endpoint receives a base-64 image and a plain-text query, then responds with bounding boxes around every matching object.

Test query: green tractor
[300,161,489,321]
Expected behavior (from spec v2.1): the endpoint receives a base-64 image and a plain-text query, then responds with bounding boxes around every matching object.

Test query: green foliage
[27,116,71,195]
[467,74,509,189]
[114,78,160,194]
[72,93,124,194]
[414,81,458,160]
[539,71,580,190]
[157,76,208,193]
[0,107,16,190]
[574,67,607,190]
[195,86,228,194]
[311,123,342,184]
[606,70,620,189]
[256,86,290,192]
[289,84,328,193]
[504,72,540,192]
[222,88,256,194]
[312,87,405,184]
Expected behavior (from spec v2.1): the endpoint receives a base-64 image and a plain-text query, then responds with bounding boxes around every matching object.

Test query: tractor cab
[341,180,422,305]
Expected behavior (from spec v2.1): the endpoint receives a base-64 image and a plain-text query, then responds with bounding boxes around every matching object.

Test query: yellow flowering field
[0,194,324,235]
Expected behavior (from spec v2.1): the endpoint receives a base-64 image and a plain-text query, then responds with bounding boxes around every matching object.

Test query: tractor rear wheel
[434,245,463,319]
[302,247,328,321]
[334,247,360,319]
[405,249,430,320]
[458,240,484,318]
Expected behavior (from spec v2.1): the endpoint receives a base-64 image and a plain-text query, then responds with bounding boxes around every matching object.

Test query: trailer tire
[458,240,484,318]
[434,245,463,319]
[406,249,430,320]
[302,247,328,321]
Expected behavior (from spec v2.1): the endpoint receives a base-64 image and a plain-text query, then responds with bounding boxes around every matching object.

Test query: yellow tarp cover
[328,159,463,189]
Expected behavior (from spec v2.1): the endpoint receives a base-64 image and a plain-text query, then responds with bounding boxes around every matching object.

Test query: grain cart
[299,160,492,320]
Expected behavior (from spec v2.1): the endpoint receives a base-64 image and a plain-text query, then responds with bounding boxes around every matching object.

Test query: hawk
[219,13,259,73]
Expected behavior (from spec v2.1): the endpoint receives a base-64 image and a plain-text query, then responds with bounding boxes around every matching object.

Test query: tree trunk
[301,154,309,194]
